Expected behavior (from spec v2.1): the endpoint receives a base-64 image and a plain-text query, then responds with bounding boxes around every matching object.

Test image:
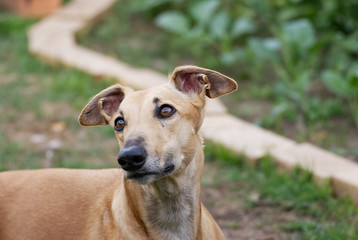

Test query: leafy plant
[146,0,356,130]
[81,0,358,160]
[322,64,358,127]
[153,0,257,66]
[155,11,190,34]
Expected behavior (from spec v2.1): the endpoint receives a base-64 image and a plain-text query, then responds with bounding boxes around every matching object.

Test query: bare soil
[201,161,296,240]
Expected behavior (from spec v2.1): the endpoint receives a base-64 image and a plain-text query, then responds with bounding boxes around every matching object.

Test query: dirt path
[201,161,295,240]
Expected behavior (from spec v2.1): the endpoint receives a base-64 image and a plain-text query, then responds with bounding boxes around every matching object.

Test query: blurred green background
[80,0,358,162]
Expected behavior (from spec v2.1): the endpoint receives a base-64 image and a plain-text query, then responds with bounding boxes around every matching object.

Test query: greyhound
[0,65,237,240]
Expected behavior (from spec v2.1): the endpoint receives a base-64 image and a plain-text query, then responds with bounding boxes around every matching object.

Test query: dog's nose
[118,146,147,171]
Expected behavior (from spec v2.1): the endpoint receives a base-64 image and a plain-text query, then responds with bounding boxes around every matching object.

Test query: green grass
[204,141,358,240]
[0,14,119,109]
[0,133,41,171]
[0,12,117,109]
[0,11,117,170]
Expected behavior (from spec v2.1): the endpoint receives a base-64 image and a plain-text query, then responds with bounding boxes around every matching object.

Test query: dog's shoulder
[0,168,124,240]
[200,204,226,240]
[0,168,123,206]
[0,168,122,185]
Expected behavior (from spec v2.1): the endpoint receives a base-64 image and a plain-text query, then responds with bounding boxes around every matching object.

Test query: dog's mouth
[126,164,175,181]
[163,164,175,174]
[127,171,159,180]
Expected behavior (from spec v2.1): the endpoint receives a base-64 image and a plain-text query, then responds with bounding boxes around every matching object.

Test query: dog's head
[79,66,237,184]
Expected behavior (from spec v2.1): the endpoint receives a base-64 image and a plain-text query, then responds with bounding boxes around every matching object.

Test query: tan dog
[0,66,237,240]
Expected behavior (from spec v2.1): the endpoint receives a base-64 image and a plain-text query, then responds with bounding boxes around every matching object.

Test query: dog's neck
[119,136,204,240]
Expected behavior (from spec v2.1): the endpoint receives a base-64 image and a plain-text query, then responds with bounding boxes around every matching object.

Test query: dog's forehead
[121,84,187,109]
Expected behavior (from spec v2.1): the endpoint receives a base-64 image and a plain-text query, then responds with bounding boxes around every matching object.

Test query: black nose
[118,146,147,171]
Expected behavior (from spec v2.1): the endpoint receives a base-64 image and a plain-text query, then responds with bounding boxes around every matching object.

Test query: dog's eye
[158,104,176,119]
[114,117,125,131]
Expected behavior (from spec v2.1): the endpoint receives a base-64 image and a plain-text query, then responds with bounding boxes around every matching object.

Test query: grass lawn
[0,11,118,170]
[0,6,358,240]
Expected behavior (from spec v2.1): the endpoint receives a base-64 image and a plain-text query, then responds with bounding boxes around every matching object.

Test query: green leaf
[278,6,316,22]
[338,31,358,54]
[274,81,301,103]
[348,65,358,99]
[128,0,173,12]
[209,11,230,39]
[231,17,255,37]
[220,48,244,66]
[181,26,205,41]
[247,38,277,62]
[348,64,358,85]
[155,11,190,34]
[322,71,352,98]
[190,0,220,26]
[262,38,280,51]
[296,70,312,91]
[281,19,315,52]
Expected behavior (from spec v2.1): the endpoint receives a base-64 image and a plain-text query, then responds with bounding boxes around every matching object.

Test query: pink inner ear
[102,94,123,116]
[181,73,205,95]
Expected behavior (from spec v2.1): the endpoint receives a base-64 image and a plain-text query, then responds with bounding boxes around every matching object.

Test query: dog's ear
[170,65,237,98]
[79,84,126,126]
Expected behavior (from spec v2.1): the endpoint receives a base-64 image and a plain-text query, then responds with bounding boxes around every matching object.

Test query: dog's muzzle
[118,146,147,171]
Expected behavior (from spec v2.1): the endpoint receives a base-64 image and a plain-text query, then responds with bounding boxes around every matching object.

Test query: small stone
[46,139,62,150]
[50,121,66,133]
[248,192,260,202]
[30,134,47,144]
[46,150,54,159]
